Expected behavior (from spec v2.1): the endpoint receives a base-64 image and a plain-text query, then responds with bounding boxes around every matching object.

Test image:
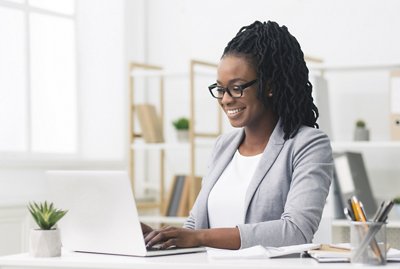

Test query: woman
[142,20,333,250]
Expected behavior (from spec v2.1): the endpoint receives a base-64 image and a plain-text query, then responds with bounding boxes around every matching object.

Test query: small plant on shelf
[172,117,189,130]
[172,117,190,142]
[28,201,67,257]
[355,119,366,128]
[393,197,400,205]
[354,119,369,141]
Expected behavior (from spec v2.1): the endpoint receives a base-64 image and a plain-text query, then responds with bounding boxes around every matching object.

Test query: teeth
[227,108,243,115]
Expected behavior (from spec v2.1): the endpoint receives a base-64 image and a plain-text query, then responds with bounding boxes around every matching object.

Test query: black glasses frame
[208,79,258,99]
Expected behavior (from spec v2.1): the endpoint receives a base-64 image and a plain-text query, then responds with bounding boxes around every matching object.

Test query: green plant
[172,117,189,130]
[393,197,400,204]
[28,201,68,230]
[355,119,366,128]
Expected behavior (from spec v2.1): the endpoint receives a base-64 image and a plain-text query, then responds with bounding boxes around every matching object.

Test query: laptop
[45,170,205,257]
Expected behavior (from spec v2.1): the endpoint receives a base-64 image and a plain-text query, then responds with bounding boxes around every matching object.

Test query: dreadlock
[223,20,319,140]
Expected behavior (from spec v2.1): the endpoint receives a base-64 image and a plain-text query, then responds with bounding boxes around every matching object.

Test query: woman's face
[216,55,268,129]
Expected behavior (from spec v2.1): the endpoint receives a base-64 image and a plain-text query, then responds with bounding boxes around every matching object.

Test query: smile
[226,108,244,115]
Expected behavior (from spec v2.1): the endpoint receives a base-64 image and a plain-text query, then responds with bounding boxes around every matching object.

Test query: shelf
[130,70,216,78]
[139,215,187,225]
[309,63,400,72]
[131,140,215,150]
[332,219,400,228]
[331,141,400,150]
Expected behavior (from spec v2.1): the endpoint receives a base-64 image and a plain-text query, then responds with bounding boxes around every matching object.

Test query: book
[307,244,400,263]
[135,103,164,143]
[333,152,377,219]
[164,175,203,217]
[164,175,186,216]
[208,242,400,262]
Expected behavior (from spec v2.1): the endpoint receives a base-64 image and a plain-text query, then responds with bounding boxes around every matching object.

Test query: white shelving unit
[331,141,400,150]
[310,63,400,244]
[128,61,220,217]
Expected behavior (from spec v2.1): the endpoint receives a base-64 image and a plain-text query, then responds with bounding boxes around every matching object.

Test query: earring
[268,92,273,97]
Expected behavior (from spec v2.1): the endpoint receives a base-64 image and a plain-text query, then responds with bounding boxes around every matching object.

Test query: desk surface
[1,251,400,269]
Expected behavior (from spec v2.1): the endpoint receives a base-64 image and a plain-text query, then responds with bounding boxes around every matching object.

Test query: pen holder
[350,221,387,265]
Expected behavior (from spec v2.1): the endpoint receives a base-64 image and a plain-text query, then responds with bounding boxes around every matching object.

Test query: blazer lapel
[243,121,286,216]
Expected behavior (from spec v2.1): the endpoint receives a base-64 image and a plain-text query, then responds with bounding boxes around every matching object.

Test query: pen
[377,201,394,222]
[359,202,367,221]
[372,201,386,222]
[350,196,384,263]
[344,207,354,221]
[350,196,366,222]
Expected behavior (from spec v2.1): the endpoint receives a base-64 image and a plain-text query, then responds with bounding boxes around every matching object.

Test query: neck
[239,114,278,156]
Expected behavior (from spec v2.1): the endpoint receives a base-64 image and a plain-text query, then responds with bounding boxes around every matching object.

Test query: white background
[1,0,400,207]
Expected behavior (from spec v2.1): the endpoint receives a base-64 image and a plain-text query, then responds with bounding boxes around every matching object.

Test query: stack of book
[164,175,202,217]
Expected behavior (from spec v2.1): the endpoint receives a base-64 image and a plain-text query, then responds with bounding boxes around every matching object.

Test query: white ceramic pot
[29,229,62,257]
[354,127,370,141]
[176,130,189,142]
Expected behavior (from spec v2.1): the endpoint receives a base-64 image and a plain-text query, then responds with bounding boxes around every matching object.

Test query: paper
[308,245,400,263]
[207,243,320,259]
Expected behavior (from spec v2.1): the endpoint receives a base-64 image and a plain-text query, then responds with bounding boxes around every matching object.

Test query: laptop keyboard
[146,244,178,251]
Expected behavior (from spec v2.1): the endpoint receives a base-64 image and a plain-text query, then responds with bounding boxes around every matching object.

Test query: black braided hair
[223,20,319,140]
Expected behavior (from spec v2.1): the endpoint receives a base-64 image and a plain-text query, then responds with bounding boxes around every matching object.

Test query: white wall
[137,0,400,66]
[77,0,127,161]
[126,0,400,200]
[0,0,127,207]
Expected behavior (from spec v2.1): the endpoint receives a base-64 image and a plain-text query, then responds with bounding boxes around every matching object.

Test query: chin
[228,119,244,128]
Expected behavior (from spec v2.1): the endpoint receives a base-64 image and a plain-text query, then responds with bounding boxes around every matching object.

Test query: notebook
[45,170,205,257]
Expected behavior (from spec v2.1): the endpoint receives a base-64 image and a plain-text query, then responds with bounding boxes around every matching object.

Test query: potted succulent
[354,119,370,141]
[28,201,68,257]
[172,117,190,142]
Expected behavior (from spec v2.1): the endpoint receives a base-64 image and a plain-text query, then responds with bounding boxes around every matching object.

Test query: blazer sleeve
[237,129,333,248]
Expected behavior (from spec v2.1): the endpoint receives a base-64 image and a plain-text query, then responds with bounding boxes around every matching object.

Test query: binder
[333,152,377,219]
[390,70,400,140]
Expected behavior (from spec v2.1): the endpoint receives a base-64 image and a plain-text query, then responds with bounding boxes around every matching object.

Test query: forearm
[198,227,241,249]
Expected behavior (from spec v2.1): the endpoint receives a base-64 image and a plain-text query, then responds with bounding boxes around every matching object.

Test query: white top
[207,150,262,228]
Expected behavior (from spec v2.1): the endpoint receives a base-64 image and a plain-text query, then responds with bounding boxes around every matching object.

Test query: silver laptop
[45,170,205,257]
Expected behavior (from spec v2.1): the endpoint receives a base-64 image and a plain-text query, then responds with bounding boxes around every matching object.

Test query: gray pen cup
[350,221,387,265]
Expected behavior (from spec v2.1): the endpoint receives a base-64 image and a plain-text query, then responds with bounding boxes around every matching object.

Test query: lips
[226,108,245,118]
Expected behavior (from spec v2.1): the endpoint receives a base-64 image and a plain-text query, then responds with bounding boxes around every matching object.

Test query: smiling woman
[141,20,333,250]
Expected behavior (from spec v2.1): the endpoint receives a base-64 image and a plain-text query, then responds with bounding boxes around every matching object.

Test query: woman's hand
[144,226,203,249]
[140,222,154,237]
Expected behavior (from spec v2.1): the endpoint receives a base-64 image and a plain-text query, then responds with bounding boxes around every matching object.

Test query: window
[0,0,77,155]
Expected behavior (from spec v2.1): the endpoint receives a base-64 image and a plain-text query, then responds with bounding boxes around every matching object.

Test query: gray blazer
[183,121,333,248]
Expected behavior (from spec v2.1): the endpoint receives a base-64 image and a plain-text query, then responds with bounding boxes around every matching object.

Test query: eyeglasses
[208,79,257,99]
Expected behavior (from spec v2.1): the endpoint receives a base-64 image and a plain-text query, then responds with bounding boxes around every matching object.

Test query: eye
[216,87,225,93]
[231,85,242,92]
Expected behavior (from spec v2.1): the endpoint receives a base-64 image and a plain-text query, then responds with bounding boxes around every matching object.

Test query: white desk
[1,251,399,269]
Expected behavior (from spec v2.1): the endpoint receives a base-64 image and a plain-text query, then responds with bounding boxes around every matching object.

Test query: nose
[220,91,235,105]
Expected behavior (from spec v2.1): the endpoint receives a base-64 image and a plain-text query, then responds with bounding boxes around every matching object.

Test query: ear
[265,80,273,98]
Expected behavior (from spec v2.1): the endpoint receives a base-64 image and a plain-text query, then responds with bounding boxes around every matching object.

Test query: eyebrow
[216,78,247,85]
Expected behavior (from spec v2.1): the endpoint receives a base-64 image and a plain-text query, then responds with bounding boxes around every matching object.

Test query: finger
[160,238,177,250]
[140,222,153,234]
[146,230,176,248]
[144,230,160,245]
[160,226,175,231]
